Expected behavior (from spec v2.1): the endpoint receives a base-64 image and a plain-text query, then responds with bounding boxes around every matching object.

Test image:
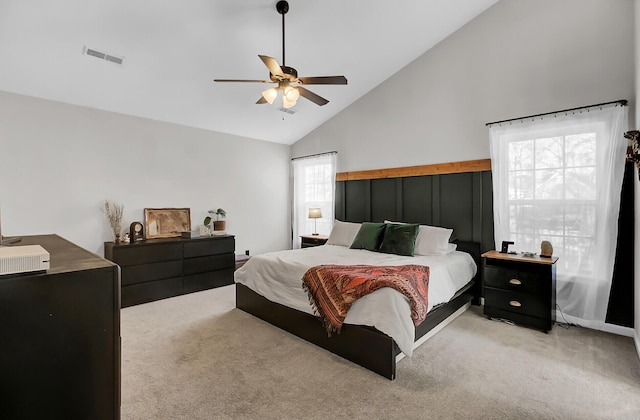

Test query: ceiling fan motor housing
[271,66,298,82]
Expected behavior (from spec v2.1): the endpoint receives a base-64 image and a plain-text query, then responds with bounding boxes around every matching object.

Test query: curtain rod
[485,99,628,127]
[291,151,337,161]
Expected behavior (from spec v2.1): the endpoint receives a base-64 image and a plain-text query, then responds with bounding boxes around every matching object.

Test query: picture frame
[143,208,191,239]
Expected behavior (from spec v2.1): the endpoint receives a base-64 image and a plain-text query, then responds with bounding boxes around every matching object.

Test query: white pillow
[384,220,453,256]
[326,220,362,246]
[414,225,454,256]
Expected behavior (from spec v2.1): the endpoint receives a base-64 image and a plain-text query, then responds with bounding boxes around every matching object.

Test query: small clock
[130,221,145,242]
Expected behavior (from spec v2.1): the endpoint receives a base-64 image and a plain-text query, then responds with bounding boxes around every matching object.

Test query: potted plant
[204,208,226,232]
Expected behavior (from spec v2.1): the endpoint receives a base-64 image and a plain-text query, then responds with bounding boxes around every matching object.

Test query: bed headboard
[335,160,495,253]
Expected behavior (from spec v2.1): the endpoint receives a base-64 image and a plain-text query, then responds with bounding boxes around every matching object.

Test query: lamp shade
[308,208,322,219]
[282,86,299,108]
[261,87,278,104]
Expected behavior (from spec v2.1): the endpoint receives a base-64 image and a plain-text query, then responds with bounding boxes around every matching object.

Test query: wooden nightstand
[482,250,558,333]
[235,254,250,270]
[300,235,328,248]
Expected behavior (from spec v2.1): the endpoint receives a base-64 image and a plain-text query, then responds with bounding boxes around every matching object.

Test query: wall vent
[83,46,124,66]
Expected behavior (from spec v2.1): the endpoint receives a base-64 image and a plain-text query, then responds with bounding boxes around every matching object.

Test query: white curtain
[489,104,627,329]
[291,152,336,249]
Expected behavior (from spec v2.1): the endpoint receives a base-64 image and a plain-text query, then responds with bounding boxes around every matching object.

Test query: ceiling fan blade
[258,55,284,77]
[213,79,271,83]
[298,76,347,85]
[256,96,268,104]
[298,87,329,106]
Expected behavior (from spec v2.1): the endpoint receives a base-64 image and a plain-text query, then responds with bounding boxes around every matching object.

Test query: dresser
[0,234,120,419]
[105,235,234,307]
[482,250,558,332]
[300,234,328,248]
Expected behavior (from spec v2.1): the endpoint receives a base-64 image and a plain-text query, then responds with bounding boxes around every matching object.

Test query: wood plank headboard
[335,159,495,253]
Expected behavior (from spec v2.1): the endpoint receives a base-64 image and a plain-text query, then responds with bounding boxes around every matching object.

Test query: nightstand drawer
[484,287,549,319]
[484,265,548,296]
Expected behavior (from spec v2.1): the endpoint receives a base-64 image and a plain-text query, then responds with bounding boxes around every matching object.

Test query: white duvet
[234,244,476,356]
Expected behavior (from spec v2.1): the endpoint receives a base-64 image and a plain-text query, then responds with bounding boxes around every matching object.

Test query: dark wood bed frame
[237,162,493,379]
[235,240,481,380]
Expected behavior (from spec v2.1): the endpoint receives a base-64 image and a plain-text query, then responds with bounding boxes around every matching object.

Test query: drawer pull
[509,300,522,307]
[509,279,522,286]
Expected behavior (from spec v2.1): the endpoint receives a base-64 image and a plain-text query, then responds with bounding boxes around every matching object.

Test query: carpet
[121,285,640,419]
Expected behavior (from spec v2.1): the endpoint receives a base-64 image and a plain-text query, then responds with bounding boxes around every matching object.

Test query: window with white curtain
[291,152,336,249]
[489,104,627,328]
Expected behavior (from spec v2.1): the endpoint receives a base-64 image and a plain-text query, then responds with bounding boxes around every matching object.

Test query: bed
[235,221,482,380]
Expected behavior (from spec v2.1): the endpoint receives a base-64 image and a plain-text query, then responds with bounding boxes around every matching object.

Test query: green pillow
[350,222,386,251]
[378,223,419,256]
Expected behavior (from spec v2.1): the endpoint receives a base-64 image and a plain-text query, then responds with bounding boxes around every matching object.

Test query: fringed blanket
[302,264,430,335]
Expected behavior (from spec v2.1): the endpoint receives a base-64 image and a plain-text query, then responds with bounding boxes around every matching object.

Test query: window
[291,152,336,249]
[506,131,597,275]
[489,105,627,327]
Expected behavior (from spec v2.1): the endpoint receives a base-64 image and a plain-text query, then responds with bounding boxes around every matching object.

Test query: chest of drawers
[105,235,234,307]
[482,250,558,332]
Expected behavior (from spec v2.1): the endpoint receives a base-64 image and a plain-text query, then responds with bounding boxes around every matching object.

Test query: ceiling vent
[83,46,124,66]
[278,107,296,114]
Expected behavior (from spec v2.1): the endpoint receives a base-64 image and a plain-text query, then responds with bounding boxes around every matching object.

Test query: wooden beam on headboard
[336,159,492,181]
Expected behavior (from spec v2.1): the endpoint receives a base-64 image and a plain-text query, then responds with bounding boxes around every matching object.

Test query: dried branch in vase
[103,200,124,241]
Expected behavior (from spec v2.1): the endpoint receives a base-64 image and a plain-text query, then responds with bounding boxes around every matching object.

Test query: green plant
[204,208,226,227]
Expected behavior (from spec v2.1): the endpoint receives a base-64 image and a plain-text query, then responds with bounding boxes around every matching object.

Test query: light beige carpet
[121,285,640,420]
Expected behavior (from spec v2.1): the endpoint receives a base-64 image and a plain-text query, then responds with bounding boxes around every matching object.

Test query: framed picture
[143,208,191,239]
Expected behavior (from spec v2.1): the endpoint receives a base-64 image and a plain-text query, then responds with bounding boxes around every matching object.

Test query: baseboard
[635,332,640,362]
[601,323,635,337]
[395,301,471,363]
[555,310,634,337]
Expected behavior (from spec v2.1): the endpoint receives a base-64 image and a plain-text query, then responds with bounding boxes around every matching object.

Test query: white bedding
[234,244,477,356]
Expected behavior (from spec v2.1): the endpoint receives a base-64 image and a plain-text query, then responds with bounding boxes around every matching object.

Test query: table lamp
[308,208,322,235]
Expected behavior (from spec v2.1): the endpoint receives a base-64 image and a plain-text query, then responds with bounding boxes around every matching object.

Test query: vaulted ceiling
[0,0,497,144]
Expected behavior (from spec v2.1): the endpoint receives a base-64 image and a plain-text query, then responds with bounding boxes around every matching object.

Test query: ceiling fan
[213,0,347,109]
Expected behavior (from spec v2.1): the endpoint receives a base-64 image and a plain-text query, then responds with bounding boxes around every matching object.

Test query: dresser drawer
[183,237,235,258]
[484,265,549,296]
[183,268,234,294]
[112,242,182,266]
[121,260,183,286]
[121,276,183,307]
[484,287,550,319]
[184,253,234,275]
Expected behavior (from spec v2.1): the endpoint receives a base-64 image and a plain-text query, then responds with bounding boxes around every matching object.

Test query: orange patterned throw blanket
[302,265,430,334]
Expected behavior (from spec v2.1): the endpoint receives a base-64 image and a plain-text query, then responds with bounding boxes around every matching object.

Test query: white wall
[0,91,291,257]
[291,0,635,173]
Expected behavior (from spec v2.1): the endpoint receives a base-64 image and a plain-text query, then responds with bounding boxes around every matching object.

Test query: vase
[112,225,121,243]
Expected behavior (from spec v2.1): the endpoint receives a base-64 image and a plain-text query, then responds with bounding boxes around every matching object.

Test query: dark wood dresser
[300,234,328,248]
[105,235,235,307]
[482,250,558,332]
[0,234,120,419]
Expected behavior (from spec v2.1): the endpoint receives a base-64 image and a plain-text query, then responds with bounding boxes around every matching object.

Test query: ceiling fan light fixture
[282,86,299,108]
[213,0,346,109]
[261,87,278,104]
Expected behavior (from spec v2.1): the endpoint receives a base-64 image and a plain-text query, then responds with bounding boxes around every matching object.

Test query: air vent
[83,46,124,66]
[278,107,296,114]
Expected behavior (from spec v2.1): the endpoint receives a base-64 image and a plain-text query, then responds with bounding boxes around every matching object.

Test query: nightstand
[482,250,558,333]
[235,254,250,270]
[300,235,328,248]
